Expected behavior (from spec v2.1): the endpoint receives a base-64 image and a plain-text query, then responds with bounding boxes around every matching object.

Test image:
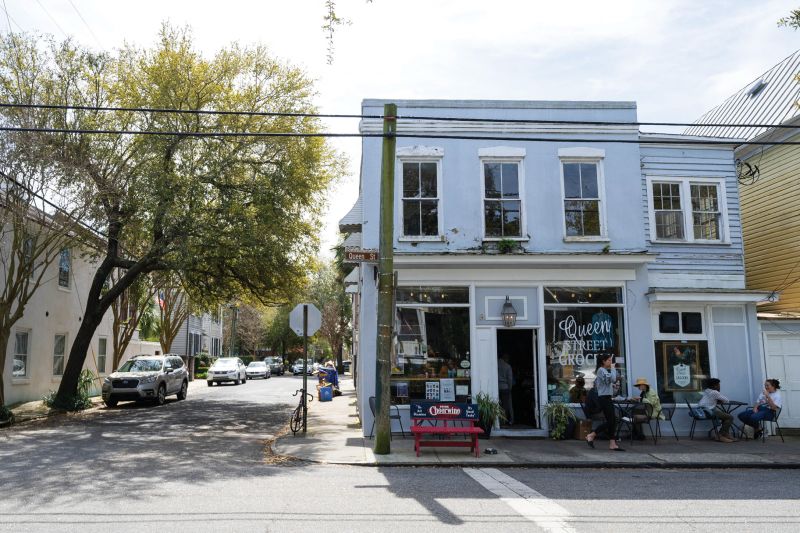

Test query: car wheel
[156,384,167,405]
[104,399,118,408]
[234,376,240,385]
[177,381,188,400]
[243,374,247,383]
[207,381,213,387]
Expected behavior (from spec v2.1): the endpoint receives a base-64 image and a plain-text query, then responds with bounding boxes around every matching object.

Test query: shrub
[195,372,207,379]
[43,369,96,411]
[0,405,13,424]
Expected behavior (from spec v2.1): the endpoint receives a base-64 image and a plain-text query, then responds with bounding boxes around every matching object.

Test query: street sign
[290,303,322,336]
[344,249,379,263]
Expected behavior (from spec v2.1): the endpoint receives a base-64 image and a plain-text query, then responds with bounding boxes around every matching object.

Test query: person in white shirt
[738,379,783,440]
[698,378,734,442]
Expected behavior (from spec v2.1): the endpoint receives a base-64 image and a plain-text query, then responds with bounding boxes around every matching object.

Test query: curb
[287,459,800,469]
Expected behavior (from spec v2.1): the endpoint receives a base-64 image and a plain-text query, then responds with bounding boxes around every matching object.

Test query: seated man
[698,378,734,443]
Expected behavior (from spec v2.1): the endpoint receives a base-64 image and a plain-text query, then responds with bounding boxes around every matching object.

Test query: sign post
[290,303,322,434]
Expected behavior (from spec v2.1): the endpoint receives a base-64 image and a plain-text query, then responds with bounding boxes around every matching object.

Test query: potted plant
[475,392,507,439]
[543,400,577,440]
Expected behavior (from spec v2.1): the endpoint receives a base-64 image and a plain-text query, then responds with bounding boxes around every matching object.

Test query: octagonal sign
[290,303,322,336]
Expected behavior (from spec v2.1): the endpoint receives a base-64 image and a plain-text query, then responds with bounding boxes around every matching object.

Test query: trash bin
[318,385,333,402]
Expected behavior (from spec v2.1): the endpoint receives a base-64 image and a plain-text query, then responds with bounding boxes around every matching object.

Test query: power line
[34,0,69,40]
[66,0,102,49]
[0,102,374,120]
[0,102,798,130]
[2,125,800,146]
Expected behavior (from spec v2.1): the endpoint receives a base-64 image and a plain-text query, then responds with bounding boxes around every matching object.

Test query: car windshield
[118,359,163,372]
[248,362,265,368]
[264,357,277,364]
[213,358,237,367]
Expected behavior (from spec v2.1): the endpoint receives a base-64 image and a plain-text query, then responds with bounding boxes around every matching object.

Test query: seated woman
[630,377,663,440]
[569,376,588,404]
[738,379,782,439]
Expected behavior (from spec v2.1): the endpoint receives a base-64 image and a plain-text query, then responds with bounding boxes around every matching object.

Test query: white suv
[102,354,189,407]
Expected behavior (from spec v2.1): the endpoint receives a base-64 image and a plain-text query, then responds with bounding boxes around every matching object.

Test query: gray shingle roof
[685,49,800,140]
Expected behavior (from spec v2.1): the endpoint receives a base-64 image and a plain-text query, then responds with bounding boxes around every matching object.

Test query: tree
[0,34,91,407]
[155,273,192,355]
[264,304,302,367]
[109,270,156,370]
[234,303,268,356]
[7,25,344,408]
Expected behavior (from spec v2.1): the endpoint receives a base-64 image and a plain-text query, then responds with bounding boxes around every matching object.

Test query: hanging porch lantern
[501,296,517,327]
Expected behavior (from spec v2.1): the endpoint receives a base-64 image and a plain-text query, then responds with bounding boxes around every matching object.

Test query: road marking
[464,467,576,533]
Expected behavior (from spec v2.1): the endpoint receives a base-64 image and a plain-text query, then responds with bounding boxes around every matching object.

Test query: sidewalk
[273,378,800,468]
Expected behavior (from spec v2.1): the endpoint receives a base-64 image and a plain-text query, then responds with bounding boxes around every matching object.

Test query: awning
[338,197,362,233]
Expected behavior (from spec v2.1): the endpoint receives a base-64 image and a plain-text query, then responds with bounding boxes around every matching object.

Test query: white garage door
[764,333,800,428]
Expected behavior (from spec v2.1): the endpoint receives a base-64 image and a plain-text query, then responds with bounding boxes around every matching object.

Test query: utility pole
[374,103,396,455]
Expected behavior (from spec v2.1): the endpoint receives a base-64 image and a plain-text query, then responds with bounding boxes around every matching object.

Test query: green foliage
[0,404,13,424]
[44,370,96,411]
[543,401,577,440]
[778,9,800,29]
[475,392,507,427]
[195,371,207,380]
[194,352,212,368]
[497,239,517,254]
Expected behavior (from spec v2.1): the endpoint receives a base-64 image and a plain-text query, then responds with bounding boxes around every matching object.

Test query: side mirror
[164,368,173,374]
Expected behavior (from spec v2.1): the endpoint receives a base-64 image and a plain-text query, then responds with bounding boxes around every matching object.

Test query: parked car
[246,361,270,379]
[207,357,248,386]
[101,354,189,407]
[263,356,285,376]
[292,359,314,375]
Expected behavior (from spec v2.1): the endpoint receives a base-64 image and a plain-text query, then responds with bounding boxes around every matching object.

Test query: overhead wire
[34,0,69,40]
[66,0,102,49]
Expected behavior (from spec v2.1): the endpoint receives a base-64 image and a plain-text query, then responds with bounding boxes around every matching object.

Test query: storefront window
[654,340,710,404]
[391,289,470,404]
[544,287,626,403]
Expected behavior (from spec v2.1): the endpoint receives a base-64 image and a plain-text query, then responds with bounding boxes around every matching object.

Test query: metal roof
[685,49,800,140]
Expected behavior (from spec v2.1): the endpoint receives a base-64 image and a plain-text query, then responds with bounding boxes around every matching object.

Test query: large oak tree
[3,26,343,407]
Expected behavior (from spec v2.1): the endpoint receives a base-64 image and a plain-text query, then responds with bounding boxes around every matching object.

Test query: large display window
[544,287,627,403]
[653,340,710,403]
[391,287,470,404]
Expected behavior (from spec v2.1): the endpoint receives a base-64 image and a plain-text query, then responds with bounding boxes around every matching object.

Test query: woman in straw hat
[630,377,663,440]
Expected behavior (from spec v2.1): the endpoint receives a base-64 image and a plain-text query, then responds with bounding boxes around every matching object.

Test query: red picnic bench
[410,402,484,457]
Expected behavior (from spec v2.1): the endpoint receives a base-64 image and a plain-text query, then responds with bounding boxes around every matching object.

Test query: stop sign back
[289,303,322,336]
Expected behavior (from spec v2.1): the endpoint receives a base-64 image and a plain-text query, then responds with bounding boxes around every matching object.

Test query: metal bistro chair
[685,400,720,440]
[656,406,679,441]
[752,406,785,443]
[368,396,405,439]
[615,402,657,445]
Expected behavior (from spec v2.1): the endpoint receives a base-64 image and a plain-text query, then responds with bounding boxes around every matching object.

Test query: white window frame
[53,333,67,376]
[57,248,71,290]
[646,176,729,244]
[97,337,108,374]
[396,147,444,241]
[479,147,526,241]
[13,329,31,381]
[558,150,608,242]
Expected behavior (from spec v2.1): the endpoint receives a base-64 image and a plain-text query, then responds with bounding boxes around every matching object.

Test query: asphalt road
[2,375,800,532]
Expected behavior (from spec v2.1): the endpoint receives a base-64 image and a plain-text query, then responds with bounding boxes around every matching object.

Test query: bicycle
[290,388,314,435]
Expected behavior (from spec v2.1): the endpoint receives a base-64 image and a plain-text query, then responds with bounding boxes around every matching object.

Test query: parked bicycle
[290,388,314,435]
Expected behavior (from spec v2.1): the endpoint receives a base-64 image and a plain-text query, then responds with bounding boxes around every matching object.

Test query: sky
[2,0,799,256]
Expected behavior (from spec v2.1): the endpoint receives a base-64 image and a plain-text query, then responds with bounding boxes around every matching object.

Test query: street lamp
[501,296,517,327]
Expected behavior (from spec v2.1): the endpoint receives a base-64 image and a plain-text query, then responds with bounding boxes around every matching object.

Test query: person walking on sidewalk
[586,354,624,451]
[738,379,782,440]
[698,378,734,442]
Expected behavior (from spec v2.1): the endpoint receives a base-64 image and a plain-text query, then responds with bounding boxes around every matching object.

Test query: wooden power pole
[374,103,396,455]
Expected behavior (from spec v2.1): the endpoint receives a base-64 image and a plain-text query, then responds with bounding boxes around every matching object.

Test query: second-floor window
[483,161,522,238]
[649,178,725,242]
[402,161,439,237]
[562,162,603,238]
[58,248,71,288]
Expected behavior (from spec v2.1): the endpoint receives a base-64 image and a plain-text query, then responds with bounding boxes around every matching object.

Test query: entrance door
[496,329,538,429]
[765,333,800,428]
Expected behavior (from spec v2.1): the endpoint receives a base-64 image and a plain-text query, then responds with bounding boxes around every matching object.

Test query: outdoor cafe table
[612,399,639,443]
[718,400,748,438]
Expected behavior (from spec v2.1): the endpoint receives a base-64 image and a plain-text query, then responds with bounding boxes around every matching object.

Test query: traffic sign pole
[302,304,308,434]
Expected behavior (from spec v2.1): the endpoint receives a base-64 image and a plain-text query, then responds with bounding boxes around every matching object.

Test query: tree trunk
[0,329,9,407]
[55,308,105,406]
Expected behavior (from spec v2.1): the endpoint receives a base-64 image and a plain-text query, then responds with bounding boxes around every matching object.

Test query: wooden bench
[410,403,484,457]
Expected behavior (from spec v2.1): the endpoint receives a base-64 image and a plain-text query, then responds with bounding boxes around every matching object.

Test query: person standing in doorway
[498,353,514,426]
[585,354,624,451]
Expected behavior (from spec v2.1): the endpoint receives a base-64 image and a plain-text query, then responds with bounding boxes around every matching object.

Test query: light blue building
[343,99,769,437]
